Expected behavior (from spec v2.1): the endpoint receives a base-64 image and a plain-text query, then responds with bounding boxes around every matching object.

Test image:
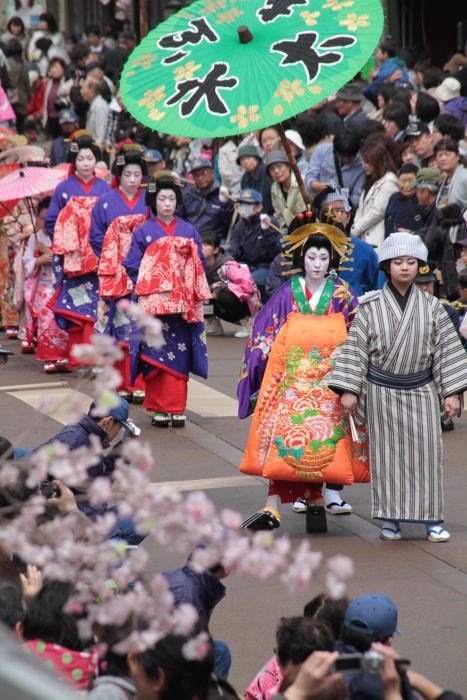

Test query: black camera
[40,481,61,499]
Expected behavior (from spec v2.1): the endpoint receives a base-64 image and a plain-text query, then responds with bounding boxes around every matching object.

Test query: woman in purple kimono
[46,130,109,369]
[238,217,363,533]
[124,176,208,429]
[45,130,109,239]
[91,144,148,402]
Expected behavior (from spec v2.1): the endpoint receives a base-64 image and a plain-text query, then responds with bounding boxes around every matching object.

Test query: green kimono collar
[291,275,335,315]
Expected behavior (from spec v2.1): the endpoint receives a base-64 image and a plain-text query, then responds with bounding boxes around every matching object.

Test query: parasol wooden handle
[278,123,311,207]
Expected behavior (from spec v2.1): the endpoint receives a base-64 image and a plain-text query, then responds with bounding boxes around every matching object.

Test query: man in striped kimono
[329,233,467,542]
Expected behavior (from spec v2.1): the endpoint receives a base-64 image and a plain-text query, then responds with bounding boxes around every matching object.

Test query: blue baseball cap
[237,188,263,204]
[344,594,400,638]
[107,396,132,430]
[59,108,78,124]
[190,157,213,172]
[144,149,163,163]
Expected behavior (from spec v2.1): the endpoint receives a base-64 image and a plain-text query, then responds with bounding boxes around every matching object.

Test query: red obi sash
[98,213,146,298]
[135,236,211,323]
[53,196,98,277]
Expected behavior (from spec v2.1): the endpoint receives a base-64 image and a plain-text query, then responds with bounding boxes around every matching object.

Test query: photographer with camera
[34,395,143,545]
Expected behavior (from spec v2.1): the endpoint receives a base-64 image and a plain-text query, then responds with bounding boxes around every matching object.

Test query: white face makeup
[304,247,330,281]
[120,164,142,196]
[75,148,96,181]
[156,189,177,219]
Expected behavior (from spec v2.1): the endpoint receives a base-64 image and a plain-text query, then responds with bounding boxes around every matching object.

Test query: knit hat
[236,144,261,165]
[321,187,351,212]
[378,232,428,264]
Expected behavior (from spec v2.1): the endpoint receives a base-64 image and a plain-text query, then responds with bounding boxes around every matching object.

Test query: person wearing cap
[238,144,274,215]
[304,129,365,208]
[229,188,280,304]
[45,130,110,368]
[34,395,144,544]
[335,82,369,131]
[435,77,467,128]
[340,593,399,652]
[144,149,166,178]
[329,232,467,542]
[49,107,79,166]
[182,157,234,243]
[434,138,467,210]
[123,176,208,429]
[416,166,465,300]
[265,150,307,229]
[404,117,436,168]
[413,263,464,388]
[91,144,149,401]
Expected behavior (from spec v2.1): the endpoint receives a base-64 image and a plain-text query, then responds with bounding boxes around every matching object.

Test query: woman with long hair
[351,138,398,248]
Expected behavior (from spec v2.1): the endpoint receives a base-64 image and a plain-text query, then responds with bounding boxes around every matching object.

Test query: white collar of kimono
[299,276,327,311]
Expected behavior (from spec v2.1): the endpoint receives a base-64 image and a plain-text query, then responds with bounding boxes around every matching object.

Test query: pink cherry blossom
[182,631,211,661]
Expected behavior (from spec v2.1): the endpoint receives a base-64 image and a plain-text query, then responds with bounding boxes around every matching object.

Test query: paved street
[1,328,467,692]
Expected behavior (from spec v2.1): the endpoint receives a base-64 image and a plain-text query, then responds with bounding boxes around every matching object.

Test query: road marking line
[148,475,262,491]
[187,378,238,417]
[0,381,69,391]
[7,387,91,425]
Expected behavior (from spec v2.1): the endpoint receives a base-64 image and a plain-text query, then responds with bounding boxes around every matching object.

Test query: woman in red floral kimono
[93,144,149,402]
[124,176,210,429]
[22,198,68,372]
[48,130,109,369]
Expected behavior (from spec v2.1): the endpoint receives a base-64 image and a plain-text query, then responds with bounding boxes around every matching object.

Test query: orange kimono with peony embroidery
[239,275,369,502]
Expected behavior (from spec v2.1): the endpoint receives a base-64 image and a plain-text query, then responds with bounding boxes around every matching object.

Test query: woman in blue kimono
[47,131,109,369]
[45,130,109,239]
[124,176,208,429]
[91,143,148,402]
[89,143,148,259]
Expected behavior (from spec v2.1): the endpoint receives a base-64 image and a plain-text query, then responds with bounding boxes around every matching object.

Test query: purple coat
[123,217,208,382]
[237,277,358,418]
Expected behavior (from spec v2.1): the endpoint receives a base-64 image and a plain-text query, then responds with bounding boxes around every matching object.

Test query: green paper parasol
[120,0,384,139]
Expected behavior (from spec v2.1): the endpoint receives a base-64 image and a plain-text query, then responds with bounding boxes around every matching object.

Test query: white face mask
[456,261,465,275]
[238,204,257,219]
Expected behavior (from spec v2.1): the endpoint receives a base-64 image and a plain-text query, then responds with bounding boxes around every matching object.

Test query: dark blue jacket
[182,182,234,242]
[39,415,118,480]
[240,161,273,216]
[229,213,280,267]
[384,192,424,239]
[163,565,225,631]
[49,136,69,166]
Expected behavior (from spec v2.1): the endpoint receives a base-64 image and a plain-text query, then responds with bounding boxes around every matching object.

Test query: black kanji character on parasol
[158,17,219,65]
[257,0,307,24]
[271,32,357,83]
[166,62,239,117]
